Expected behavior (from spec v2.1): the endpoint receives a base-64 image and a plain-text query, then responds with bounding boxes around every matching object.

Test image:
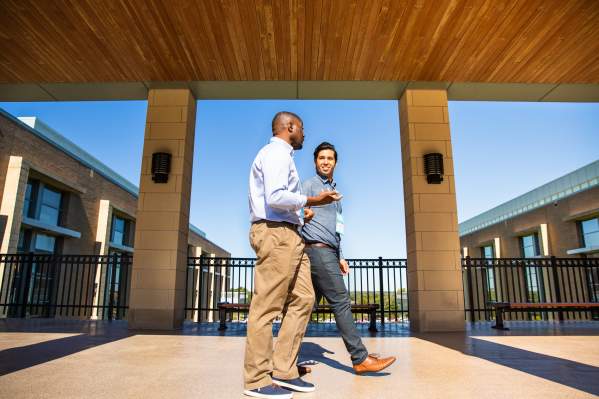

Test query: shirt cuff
[299,194,308,208]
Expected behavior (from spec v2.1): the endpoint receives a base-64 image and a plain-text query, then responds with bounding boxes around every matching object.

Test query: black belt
[252,219,297,228]
[305,242,335,250]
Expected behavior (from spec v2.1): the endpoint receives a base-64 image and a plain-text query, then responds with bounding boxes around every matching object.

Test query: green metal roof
[459,160,599,236]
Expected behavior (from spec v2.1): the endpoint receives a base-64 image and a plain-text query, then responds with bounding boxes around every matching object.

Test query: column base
[128,308,184,330]
[409,310,465,332]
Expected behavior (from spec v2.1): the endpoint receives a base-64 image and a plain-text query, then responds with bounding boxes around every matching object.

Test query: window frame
[579,217,599,248]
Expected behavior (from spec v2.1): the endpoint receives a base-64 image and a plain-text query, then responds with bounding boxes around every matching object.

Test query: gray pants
[305,246,368,365]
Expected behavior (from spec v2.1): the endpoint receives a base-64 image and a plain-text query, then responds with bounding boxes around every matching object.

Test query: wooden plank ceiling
[0,0,598,84]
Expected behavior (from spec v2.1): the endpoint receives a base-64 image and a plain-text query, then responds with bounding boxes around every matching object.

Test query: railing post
[550,256,563,322]
[466,256,475,323]
[198,254,204,321]
[108,253,118,321]
[18,252,35,318]
[378,256,385,326]
[44,254,58,318]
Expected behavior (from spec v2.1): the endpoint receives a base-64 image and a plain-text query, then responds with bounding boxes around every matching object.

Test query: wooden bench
[487,302,599,330]
[217,302,379,332]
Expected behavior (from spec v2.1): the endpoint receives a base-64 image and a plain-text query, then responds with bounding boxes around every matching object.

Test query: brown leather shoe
[353,354,396,374]
[298,365,311,376]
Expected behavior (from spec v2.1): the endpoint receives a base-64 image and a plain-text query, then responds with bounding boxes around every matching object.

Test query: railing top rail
[186,257,408,268]
[187,256,407,262]
[0,253,132,260]
[462,257,599,268]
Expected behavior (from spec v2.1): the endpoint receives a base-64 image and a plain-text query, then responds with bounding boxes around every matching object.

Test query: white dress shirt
[249,137,307,225]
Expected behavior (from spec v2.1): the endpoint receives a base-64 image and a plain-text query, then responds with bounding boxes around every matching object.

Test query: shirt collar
[270,136,294,156]
[317,172,335,188]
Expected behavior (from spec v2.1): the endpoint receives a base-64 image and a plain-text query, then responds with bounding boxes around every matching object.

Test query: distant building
[0,109,229,320]
[459,162,599,321]
[460,160,599,259]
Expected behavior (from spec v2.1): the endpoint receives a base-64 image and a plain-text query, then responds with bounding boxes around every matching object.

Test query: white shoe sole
[243,389,293,399]
[271,380,316,393]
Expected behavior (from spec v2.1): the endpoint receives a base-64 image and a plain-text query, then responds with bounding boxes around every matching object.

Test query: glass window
[581,217,599,247]
[22,182,33,217]
[521,234,539,257]
[111,216,126,246]
[480,245,496,301]
[39,186,62,225]
[520,233,544,304]
[17,229,29,253]
[34,233,56,253]
[481,245,494,259]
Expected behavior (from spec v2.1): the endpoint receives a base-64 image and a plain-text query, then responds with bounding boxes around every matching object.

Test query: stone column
[0,156,29,318]
[128,89,196,330]
[91,199,112,320]
[399,89,465,332]
[207,253,216,322]
[0,156,29,253]
[191,246,202,322]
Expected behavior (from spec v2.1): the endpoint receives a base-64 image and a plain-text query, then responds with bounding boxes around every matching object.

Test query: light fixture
[151,152,171,183]
[423,153,444,184]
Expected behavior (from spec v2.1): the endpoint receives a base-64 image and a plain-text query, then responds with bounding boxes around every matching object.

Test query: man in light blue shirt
[244,112,340,399]
[302,142,396,375]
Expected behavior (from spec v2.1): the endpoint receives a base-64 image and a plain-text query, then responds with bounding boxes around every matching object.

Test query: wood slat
[0,0,598,83]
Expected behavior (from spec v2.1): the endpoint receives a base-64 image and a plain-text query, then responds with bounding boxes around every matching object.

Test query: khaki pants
[244,221,315,390]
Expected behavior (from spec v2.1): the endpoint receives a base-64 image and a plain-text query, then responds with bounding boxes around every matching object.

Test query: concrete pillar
[91,200,112,320]
[0,156,29,317]
[0,156,29,253]
[190,246,202,322]
[207,253,216,322]
[493,237,501,258]
[128,89,196,330]
[399,89,465,332]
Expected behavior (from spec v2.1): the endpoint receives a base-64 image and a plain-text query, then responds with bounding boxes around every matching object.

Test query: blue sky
[1,100,598,258]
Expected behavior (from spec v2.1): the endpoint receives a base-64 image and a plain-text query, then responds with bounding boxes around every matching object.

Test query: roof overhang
[1,81,599,102]
[1,1,598,102]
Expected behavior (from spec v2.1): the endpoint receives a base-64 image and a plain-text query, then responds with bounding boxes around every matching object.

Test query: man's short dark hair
[272,111,302,134]
[314,142,338,162]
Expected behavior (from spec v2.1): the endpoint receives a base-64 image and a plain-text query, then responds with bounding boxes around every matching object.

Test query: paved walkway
[1,319,598,398]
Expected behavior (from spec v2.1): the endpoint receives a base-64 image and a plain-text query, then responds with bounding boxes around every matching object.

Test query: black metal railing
[185,256,408,325]
[3,252,597,326]
[0,253,131,320]
[462,256,599,322]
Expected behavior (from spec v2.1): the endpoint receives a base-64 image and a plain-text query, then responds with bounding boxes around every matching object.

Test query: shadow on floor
[0,319,132,377]
[416,331,599,396]
[298,342,390,377]
[2,317,598,392]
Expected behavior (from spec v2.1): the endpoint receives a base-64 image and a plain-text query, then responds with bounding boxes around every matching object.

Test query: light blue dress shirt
[301,174,344,259]
[249,137,307,226]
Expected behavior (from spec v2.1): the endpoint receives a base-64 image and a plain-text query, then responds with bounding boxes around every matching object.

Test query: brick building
[0,109,229,320]
[459,161,599,321]
[460,161,599,259]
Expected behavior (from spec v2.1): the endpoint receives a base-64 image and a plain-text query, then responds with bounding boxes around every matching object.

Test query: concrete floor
[0,320,598,399]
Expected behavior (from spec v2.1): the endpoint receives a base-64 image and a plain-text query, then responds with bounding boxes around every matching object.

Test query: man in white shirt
[244,111,340,399]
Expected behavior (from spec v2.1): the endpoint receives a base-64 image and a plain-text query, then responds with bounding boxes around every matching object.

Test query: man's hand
[339,259,349,275]
[306,190,342,207]
[303,208,315,223]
